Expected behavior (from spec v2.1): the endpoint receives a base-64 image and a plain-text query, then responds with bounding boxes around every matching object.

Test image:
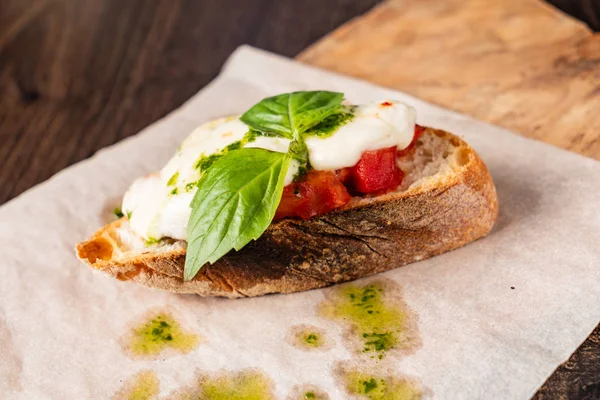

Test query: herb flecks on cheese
[121,92,416,280]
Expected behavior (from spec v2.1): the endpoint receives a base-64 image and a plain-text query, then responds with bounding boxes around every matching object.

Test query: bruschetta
[76,91,498,297]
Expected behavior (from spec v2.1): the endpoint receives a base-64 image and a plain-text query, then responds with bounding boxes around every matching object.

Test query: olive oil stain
[124,311,200,359]
[288,325,332,351]
[318,279,420,359]
[287,384,330,400]
[174,368,275,400]
[113,370,159,400]
[338,368,423,400]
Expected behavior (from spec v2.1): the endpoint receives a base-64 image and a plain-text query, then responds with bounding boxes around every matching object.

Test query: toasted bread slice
[76,128,498,298]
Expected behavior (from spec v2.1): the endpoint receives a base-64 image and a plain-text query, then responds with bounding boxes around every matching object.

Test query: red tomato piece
[340,146,403,194]
[274,170,351,220]
[397,124,425,157]
[274,125,426,219]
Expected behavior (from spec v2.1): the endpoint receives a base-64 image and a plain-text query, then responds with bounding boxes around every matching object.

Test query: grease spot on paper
[288,324,332,351]
[113,370,159,400]
[0,315,23,393]
[287,384,330,399]
[123,311,200,359]
[318,279,419,358]
[337,366,423,400]
[174,368,275,400]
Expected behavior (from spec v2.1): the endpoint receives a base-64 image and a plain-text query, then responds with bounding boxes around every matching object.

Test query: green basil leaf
[239,91,344,140]
[184,148,291,281]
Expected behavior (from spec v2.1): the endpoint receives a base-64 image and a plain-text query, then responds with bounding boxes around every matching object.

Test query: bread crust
[76,128,498,298]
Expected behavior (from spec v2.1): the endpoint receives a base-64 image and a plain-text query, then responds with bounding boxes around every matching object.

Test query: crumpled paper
[1,46,599,400]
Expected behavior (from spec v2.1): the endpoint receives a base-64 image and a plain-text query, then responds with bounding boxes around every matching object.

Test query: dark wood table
[1,0,599,398]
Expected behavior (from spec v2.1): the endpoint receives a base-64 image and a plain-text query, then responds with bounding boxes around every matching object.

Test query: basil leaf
[240,91,344,140]
[184,148,291,281]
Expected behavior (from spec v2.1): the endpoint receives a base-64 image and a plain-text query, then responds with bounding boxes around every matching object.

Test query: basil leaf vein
[184,148,290,281]
[240,91,344,140]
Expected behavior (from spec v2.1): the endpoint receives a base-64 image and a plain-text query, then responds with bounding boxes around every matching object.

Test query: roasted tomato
[274,170,351,220]
[397,124,425,157]
[275,125,424,219]
[340,146,403,194]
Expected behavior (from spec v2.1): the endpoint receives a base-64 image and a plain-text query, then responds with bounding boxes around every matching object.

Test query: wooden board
[300,1,600,398]
[300,0,600,160]
[0,0,382,205]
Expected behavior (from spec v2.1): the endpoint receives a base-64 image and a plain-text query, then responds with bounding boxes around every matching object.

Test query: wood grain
[299,1,600,398]
[532,324,600,399]
[0,0,382,205]
[300,0,600,160]
[551,0,600,30]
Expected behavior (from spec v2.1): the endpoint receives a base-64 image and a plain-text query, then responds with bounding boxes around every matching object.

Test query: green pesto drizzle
[194,130,257,173]
[319,281,414,357]
[306,334,319,345]
[292,164,308,182]
[296,330,324,349]
[287,385,330,400]
[126,313,199,357]
[289,325,329,351]
[193,370,276,400]
[304,111,354,138]
[301,390,329,400]
[167,171,179,187]
[195,153,222,174]
[144,237,161,247]
[185,182,197,192]
[113,207,124,218]
[342,370,422,400]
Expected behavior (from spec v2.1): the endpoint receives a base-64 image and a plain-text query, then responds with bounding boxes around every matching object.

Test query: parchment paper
[1,46,599,400]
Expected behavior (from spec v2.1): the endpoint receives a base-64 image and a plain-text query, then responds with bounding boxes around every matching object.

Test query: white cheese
[306,101,416,170]
[122,100,416,241]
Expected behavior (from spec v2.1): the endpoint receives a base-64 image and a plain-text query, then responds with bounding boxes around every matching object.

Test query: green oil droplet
[289,325,329,351]
[197,369,275,400]
[287,384,330,400]
[342,370,422,400]
[301,331,324,348]
[127,313,200,357]
[114,370,159,400]
[319,281,415,357]
[306,334,318,344]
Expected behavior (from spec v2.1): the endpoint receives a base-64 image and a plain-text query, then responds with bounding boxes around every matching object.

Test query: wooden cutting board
[299,0,600,160]
[299,0,600,398]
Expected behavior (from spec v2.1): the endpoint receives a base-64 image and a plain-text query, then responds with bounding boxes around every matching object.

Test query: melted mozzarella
[122,100,416,241]
[306,101,416,170]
